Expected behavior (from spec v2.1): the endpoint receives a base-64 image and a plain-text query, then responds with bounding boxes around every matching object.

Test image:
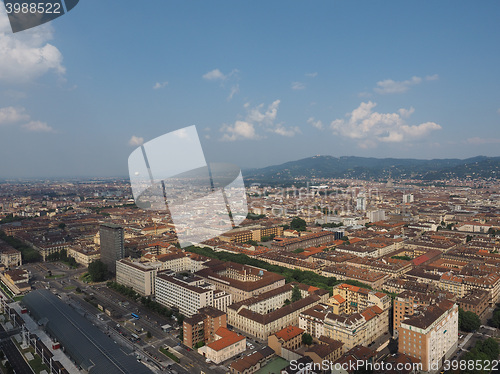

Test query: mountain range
[243,155,500,184]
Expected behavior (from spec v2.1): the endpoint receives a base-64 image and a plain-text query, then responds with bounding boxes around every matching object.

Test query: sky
[0,0,500,178]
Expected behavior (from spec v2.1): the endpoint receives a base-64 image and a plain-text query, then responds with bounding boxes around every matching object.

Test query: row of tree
[458,308,481,332]
[461,338,499,374]
[107,281,184,324]
[185,245,373,293]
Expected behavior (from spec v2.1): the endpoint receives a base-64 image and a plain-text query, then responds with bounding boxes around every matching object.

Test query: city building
[0,240,22,268]
[116,259,159,296]
[183,306,227,348]
[195,261,286,303]
[227,284,328,340]
[268,325,305,359]
[398,300,458,372]
[67,246,100,266]
[229,346,275,374]
[457,289,489,317]
[368,210,386,223]
[331,284,391,314]
[198,327,246,364]
[99,223,124,273]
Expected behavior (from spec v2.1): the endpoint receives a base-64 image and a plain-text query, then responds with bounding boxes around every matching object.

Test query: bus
[131,313,139,319]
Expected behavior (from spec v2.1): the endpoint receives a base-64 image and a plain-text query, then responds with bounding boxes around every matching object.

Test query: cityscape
[0,169,499,374]
[1,1,500,374]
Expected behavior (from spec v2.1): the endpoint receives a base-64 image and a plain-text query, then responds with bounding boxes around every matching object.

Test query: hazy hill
[243,155,500,183]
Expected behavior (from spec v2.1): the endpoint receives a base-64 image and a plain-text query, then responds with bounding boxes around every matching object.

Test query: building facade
[99,223,124,273]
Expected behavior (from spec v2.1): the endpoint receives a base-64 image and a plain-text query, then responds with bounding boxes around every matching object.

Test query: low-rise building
[229,346,275,374]
[457,289,489,317]
[199,327,246,364]
[268,326,304,359]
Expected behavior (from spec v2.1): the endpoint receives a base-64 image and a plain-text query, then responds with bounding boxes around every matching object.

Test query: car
[206,359,212,363]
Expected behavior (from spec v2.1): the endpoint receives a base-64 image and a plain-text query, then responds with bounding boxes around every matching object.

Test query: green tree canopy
[458,308,480,332]
[302,333,313,346]
[290,217,307,231]
[88,260,108,282]
[291,286,302,303]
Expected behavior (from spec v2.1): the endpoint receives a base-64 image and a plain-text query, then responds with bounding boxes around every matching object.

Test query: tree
[283,299,291,306]
[290,217,307,232]
[58,223,66,230]
[291,286,302,303]
[489,309,500,328]
[476,337,499,360]
[466,235,473,243]
[88,260,108,282]
[458,308,480,332]
[147,331,152,339]
[302,333,313,346]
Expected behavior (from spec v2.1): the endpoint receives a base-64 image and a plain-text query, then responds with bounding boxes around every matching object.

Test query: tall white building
[403,193,414,204]
[356,196,367,211]
[116,259,159,296]
[368,209,386,223]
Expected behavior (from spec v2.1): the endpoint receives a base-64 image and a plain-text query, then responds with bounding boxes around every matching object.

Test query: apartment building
[324,305,388,351]
[398,300,458,372]
[0,241,22,268]
[183,306,227,348]
[457,289,489,316]
[116,259,159,296]
[268,325,304,359]
[393,290,453,338]
[227,284,327,340]
[299,303,329,339]
[155,273,214,318]
[195,261,286,302]
[331,284,391,314]
[67,246,100,266]
[322,264,389,289]
[270,231,335,251]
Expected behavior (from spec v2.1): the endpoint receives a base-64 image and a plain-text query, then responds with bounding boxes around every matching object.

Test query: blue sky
[0,0,499,178]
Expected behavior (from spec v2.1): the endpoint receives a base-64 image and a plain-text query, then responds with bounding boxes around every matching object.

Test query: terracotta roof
[207,327,245,351]
[274,326,304,341]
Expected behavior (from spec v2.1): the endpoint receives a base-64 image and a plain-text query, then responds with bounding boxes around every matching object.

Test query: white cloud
[0,106,29,125]
[291,82,305,90]
[128,135,144,146]
[330,101,441,146]
[203,68,239,99]
[228,84,239,101]
[0,106,54,132]
[374,76,422,94]
[272,124,301,137]
[307,117,323,130]
[202,68,238,81]
[466,137,500,145]
[398,107,415,118]
[305,72,318,78]
[153,81,168,89]
[0,6,65,83]
[221,121,258,141]
[22,120,54,133]
[247,100,280,125]
[220,99,299,140]
[425,74,439,81]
